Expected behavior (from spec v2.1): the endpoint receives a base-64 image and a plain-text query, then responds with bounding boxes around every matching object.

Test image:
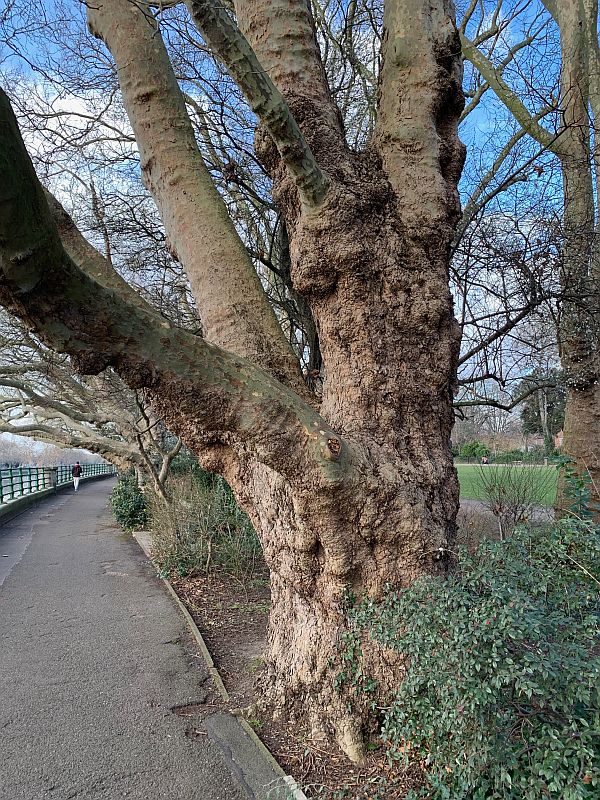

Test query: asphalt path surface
[0,479,247,800]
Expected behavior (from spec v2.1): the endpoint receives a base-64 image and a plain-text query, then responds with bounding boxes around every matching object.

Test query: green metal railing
[0,464,116,504]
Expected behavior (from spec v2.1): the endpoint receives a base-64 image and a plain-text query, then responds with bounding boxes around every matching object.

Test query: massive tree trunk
[0,0,465,760]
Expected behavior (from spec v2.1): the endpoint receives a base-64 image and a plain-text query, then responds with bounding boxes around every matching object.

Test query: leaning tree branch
[0,418,142,468]
[87,0,307,397]
[0,377,106,425]
[185,0,330,206]
[6,406,102,442]
[0,362,49,377]
[461,31,559,153]
[0,88,347,487]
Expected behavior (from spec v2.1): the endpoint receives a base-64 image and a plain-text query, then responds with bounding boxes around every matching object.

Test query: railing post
[48,467,58,493]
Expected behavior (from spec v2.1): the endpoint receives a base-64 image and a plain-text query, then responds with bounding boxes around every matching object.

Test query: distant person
[481,455,489,465]
[72,461,82,492]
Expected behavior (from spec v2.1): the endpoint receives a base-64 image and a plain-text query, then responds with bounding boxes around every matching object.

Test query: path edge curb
[132,531,309,800]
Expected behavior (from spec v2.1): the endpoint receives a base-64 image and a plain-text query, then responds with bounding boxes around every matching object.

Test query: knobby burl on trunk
[0,0,465,761]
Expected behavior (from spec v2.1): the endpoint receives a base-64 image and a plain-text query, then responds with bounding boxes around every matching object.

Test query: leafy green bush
[557,457,598,519]
[110,472,149,530]
[492,448,525,463]
[528,444,558,462]
[150,473,261,578]
[459,441,490,462]
[344,521,600,799]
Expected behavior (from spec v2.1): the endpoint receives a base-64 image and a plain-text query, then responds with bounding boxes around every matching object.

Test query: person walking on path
[71,461,82,491]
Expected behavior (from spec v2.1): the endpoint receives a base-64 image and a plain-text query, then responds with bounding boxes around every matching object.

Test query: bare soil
[170,568,422,798]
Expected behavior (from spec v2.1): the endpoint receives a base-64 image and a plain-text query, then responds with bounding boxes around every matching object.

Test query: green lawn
[456,464,558,507]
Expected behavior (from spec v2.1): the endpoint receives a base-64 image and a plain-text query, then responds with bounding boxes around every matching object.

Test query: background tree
[453,213,561,413]
[518,367,565,453]
[0,307,181,498]
[461,0,600,512]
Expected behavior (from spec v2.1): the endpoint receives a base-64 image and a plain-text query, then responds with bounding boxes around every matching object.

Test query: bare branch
[454,128,551,248]
[460,31,559,153]
[185,0,330,206]
[455,381,558,412]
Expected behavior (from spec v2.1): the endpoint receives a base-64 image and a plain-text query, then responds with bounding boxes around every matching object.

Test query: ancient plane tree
[0,0,465,759]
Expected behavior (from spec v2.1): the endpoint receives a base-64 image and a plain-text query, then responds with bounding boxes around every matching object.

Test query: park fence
[0,464,116,505]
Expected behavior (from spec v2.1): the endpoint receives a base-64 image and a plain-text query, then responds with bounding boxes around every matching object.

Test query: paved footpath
[0,479,248,800]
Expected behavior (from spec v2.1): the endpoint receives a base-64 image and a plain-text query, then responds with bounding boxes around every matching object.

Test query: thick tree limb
[540,0,558,23]
[44,190,152,316]
[0,363,49,377]
[0,88,346,486]
[233,0,341,125]
[87,0,306,395]
[375,0,465,232]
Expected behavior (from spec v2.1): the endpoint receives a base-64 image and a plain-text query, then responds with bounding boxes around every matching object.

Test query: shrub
[110,472,149,530]
[150,473,262,578]
[528,444,552,463]
[474,464,556,538]
[558,457,598,519]
[460,441,490,462]
[492,448,526,464]
[344,521,600,799]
